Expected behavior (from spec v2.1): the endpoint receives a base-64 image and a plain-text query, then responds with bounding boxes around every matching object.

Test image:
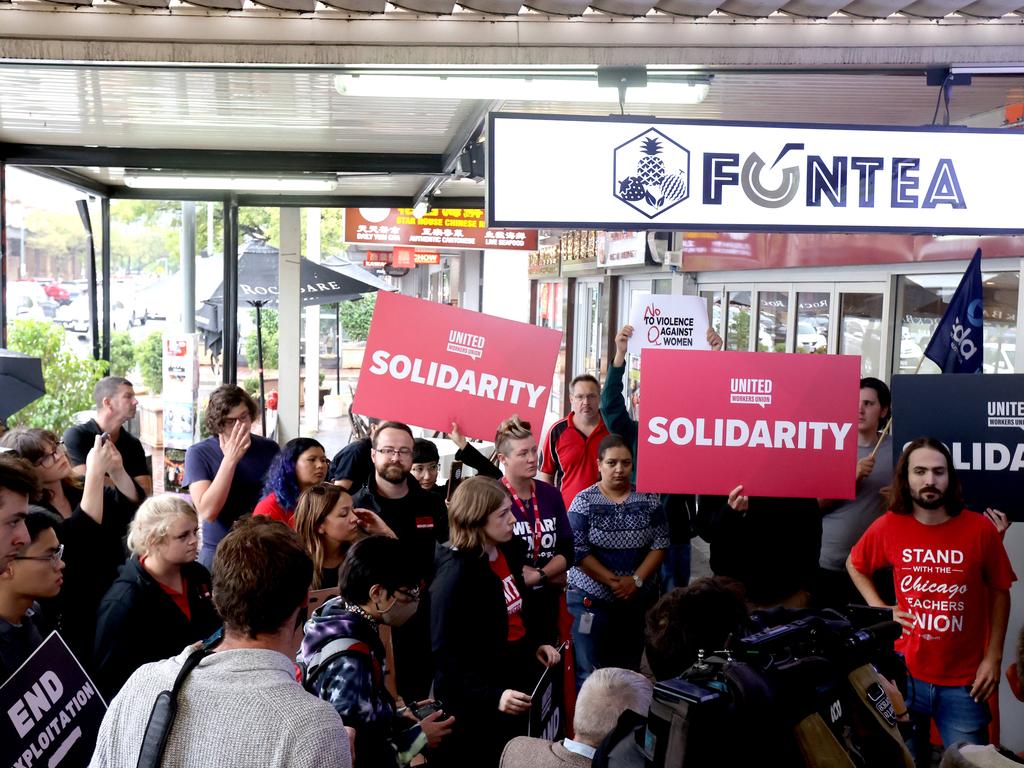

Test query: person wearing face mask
[294,484,395,590]
[566,435,668,694]
[300,536,455,768]
[492,416,573,634]
[431,477,562,767]
[93,494,220,698]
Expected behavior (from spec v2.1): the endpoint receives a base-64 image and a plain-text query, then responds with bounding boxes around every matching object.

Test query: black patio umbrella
[0,349,46,422]
[205,240,393,432]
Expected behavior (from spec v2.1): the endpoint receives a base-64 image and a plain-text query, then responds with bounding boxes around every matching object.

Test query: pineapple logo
[613,128,690,219]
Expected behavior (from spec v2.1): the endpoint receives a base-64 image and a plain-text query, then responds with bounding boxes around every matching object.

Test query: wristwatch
[632,574,643,589]
[537,569,548,585]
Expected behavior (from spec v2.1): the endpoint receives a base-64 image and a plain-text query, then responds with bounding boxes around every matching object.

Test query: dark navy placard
[1,632,107,768]
[892,374,1024,521]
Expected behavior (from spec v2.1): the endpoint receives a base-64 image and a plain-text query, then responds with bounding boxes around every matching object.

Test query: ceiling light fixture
[411,200,431,218]
[123,173,340,192]
[334,71,710,105]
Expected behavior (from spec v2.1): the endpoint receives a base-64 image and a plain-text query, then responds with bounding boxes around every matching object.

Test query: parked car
[796,320,827,352]
[7,282,58,321]
[42,281,71,304]
[56,294,133,334]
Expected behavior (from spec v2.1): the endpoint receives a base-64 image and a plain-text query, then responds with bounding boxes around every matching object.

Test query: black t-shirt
[63,419,148,480]
[327,438,372,487]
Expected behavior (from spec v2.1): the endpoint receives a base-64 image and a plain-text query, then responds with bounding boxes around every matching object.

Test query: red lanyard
[501,476,543,562]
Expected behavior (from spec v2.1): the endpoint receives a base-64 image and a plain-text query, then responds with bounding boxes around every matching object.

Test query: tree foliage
[244,309,279,370]
[136,331,164,394]
[108,332,136,378]
[7,320,107,433]
[340,294,376,342]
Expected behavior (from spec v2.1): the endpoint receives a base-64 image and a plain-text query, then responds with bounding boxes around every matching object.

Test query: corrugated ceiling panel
[111,0,170,7]
[524,0,592,13]
[899,0,965,13]
[957,0,1022,14]
[782,0,848,14]
[457,0,523,12]
[654,0,721,15]
[589,0,657,15]
[319,0,387,9]
[718,0,786,15]
[841,0,915,16]
[391,0,458,11]
[251,0,317,10]
[184,0,245,8]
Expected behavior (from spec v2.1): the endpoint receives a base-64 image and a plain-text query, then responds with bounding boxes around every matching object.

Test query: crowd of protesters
[0,333,1019,768]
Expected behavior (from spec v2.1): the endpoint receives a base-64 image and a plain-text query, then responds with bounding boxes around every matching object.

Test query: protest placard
[1,632,106,768]
[636,350,859,498]
[627,295,710,355]
[527,650,566,741]
[352,292,562,440]
[892,373,1024,521]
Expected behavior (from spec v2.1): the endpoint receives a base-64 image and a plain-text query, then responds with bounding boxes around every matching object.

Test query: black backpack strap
[135,648,213,768]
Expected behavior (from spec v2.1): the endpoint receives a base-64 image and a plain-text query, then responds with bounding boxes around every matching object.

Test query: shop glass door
[838,290,885,377]
[574,280,603,380]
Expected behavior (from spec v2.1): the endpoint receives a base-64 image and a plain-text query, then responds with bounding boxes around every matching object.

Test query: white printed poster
[627,295,710,355]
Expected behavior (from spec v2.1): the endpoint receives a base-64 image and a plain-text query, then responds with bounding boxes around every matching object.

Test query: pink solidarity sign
[636,349,860,499]
[353,292,562,440]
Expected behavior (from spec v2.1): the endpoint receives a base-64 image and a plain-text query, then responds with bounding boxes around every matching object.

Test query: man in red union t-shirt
[847,437,1015,766]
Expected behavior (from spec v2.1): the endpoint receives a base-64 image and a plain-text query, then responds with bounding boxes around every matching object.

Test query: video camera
[639,606,913,768]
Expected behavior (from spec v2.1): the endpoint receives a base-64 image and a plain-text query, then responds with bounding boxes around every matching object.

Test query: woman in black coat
[430,476,562,767]
[94,494,220,698]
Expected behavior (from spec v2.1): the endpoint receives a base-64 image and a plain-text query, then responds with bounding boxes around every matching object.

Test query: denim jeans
[567,588,653,695]
[902,676,990,768]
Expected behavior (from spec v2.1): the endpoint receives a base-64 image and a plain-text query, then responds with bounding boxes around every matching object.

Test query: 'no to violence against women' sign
[636,349,860,499]
[352,292,562,440]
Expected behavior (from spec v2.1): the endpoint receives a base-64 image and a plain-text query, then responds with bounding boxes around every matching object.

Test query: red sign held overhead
[352,292,562,440]
[636,349,859,499]
[345,208,538,251]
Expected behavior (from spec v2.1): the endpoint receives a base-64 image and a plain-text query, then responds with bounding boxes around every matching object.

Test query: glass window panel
[795,292,830,354]
[536,281,566,414]
[653,278,672,295]
[839,293,884,377]
[726,291,751,351]
[701,290,722,335]
[576,282,603,379]
[756,291,789,352]
[897,272,1019,374]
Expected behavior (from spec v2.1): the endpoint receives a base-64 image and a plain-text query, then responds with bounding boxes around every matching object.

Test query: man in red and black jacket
[539,375,609,510]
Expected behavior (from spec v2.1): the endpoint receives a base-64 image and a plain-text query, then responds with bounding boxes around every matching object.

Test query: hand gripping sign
[627,295,711,355]
[636,349,859,499]
[353,292,562,440]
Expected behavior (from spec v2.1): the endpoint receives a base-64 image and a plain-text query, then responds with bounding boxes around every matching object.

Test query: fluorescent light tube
[334,74,709,105]
[123,174,339,192]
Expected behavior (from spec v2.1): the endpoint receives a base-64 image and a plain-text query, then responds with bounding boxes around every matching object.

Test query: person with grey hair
[499,667,653,768]
[64,376,151,496]
[93,494,220,698]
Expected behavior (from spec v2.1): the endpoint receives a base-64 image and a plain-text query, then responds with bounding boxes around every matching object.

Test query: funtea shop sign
[487,114,1024,234]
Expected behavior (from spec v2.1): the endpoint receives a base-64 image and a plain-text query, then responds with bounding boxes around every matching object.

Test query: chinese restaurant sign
[346,208,537,251]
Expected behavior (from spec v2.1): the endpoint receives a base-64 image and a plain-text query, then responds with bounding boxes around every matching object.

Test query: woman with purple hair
[253,437,329,528]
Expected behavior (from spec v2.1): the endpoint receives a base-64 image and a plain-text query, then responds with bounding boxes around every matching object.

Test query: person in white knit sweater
[89,517,353,768]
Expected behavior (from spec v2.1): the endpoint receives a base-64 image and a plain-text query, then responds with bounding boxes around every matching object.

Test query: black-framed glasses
[35,443,65,469]
[13,543,64,567]
[221,413,252,429]
[375,447,413,459]
[395,586,421,603]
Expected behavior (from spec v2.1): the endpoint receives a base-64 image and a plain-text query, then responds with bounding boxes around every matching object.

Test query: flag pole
[867,356,924,461]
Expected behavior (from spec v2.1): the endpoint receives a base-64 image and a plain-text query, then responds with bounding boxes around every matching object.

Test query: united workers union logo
[613,129,690,219]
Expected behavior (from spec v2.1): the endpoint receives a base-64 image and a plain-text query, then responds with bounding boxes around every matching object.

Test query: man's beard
[911,486,947,510]
[379,465,407,484]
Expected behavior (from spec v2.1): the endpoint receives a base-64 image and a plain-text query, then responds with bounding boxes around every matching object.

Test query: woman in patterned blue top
[566,434,669,694]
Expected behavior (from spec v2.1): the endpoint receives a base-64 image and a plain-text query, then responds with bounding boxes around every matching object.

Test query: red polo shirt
[540,412,609,509]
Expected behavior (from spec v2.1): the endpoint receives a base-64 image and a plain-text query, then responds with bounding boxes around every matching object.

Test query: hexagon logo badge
[613,128,690,219]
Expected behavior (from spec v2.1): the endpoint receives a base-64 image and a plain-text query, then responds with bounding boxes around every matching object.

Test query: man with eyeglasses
[183,385,280,568]
[539,375,610,510]
[351,421,447,703]
[64,376,152,496]
[0,508,65,682]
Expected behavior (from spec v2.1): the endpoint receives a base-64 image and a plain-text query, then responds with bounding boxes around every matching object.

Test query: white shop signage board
[487,113,1024,234]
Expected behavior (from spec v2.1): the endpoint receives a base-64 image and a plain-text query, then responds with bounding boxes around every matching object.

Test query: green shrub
[7,320,107,434]
[136,331,164,394]
[244,309,278,370]
[242,376,260,398]
[108,332,136,378]
[340,294,376,342]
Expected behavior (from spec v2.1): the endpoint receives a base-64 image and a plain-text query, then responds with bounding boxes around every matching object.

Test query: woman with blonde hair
[431,476,562,766]
[93,494,220,697]
[293,483,395,590]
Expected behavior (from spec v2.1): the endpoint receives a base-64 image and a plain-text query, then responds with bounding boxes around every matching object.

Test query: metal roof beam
[18,166,112,197]
[106,188,485,207]
[0,144,446,175]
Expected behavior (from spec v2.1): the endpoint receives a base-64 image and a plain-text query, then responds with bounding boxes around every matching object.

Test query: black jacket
[705,495,822,606]
[430,536,555,718]
[93,556,220,698]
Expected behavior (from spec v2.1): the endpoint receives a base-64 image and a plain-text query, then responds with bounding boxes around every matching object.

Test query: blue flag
[923,248,984,373]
